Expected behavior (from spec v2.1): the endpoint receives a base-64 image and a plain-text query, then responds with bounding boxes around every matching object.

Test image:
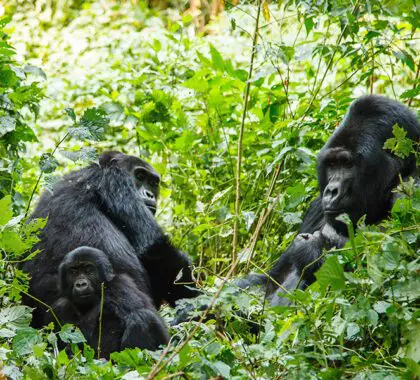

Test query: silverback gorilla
[45,247,167,357]
[22,151,200,351]
[237,95,419,306]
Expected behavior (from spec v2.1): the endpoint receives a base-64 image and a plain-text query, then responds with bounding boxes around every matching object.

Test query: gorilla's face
[65,260,100,307]
[132,162,160,215]
[105,153,161,215]
[317,147,361,231]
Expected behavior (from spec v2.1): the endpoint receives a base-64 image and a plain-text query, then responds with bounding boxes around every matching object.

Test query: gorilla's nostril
[144,189,155,200]
[75,280,88,289]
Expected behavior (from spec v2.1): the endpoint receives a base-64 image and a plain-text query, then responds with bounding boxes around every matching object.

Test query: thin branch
[232,0,262,273]
[245,163,281,270]
[303,1,360,117]
[97,282,105,359]
[13,286,62,328]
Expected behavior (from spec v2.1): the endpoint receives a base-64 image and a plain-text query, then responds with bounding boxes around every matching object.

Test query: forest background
[0,0,418,378]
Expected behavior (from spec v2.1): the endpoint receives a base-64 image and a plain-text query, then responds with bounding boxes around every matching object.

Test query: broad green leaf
[315,256,345,291]
[209,44,225,72]
[0,306,32,330]
[384,124,414,158]
[60,147,98,162]
[0,196,13,226]
[304,17,315,35]
[346,322,360,339]
[13,327,41,356]
[69,107,109,141]
[59,324,86,344]
[183,74,208,92]
[0,115,16,137]
[393,50,415,71]
[401,321,420,362]
[39,153,59,174]
[179,342,192,367]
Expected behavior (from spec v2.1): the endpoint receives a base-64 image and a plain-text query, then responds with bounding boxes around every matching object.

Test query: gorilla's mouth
[324,208,345,213]
[146,203,157,215]
[77,293,92,299]
[324,208,348,217]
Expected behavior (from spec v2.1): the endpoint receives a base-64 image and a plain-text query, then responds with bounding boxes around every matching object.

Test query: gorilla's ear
[103,266,115,282]
[96,253,115,283]
[99,151,124,168]
[58,262,69,294]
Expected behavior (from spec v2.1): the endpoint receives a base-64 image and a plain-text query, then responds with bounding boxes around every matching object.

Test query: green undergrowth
[0,0,418,378]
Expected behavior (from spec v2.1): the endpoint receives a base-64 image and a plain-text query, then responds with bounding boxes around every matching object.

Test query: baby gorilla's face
[66,260,100,307]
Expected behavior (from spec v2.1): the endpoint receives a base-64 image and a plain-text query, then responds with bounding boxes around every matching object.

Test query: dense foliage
[0,0,418,378]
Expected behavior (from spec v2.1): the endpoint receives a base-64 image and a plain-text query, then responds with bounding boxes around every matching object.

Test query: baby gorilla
[46,247,168,358]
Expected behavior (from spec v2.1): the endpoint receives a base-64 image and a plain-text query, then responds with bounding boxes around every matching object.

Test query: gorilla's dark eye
[136,171,146,182]
[151,176,160,186]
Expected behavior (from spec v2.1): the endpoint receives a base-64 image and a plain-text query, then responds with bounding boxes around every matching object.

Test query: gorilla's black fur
[239,95,419,304]
[46,247,168,357]
[23,151,200,348]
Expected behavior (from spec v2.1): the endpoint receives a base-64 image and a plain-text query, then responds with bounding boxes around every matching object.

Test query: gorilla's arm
[106,273,169,350]
[142,245,202,307]
[46,297,100,343]
[298,196,325,234]
[265,233,324,306]
[98,166,201,307]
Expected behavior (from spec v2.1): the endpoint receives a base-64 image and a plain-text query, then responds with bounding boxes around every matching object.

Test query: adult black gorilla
[239,95,419,306]
[46,247,168,357]
[23,151,200,349]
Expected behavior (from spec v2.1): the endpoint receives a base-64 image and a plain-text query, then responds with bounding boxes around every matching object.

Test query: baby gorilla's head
[59,247,115,310]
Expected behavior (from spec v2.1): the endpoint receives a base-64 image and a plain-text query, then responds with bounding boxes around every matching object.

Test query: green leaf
[57,349,70,365]
[383,124,414,158]
[65,108,76,122]
[13,327,41,356]
[400,87,420,99]
[0,115,17,137]
[39,153,59,174]
[346,322,360,339]
[0,306,32,330]
[393,50,415,71]
[0,196,13,226]
[373,301,391,314]
[60,147,98,162]
[0,15,12,28]
[213,361,231,378]
[315,256,345,291]
[59,324,86,344]
[401,321,420,362]
[33,343,47,358]
[178,342,192,367]
[183,73,208,92]
[209,44,225,72]
[304,17,315,35]
[101,101,124,122]
[69,107,109,141]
